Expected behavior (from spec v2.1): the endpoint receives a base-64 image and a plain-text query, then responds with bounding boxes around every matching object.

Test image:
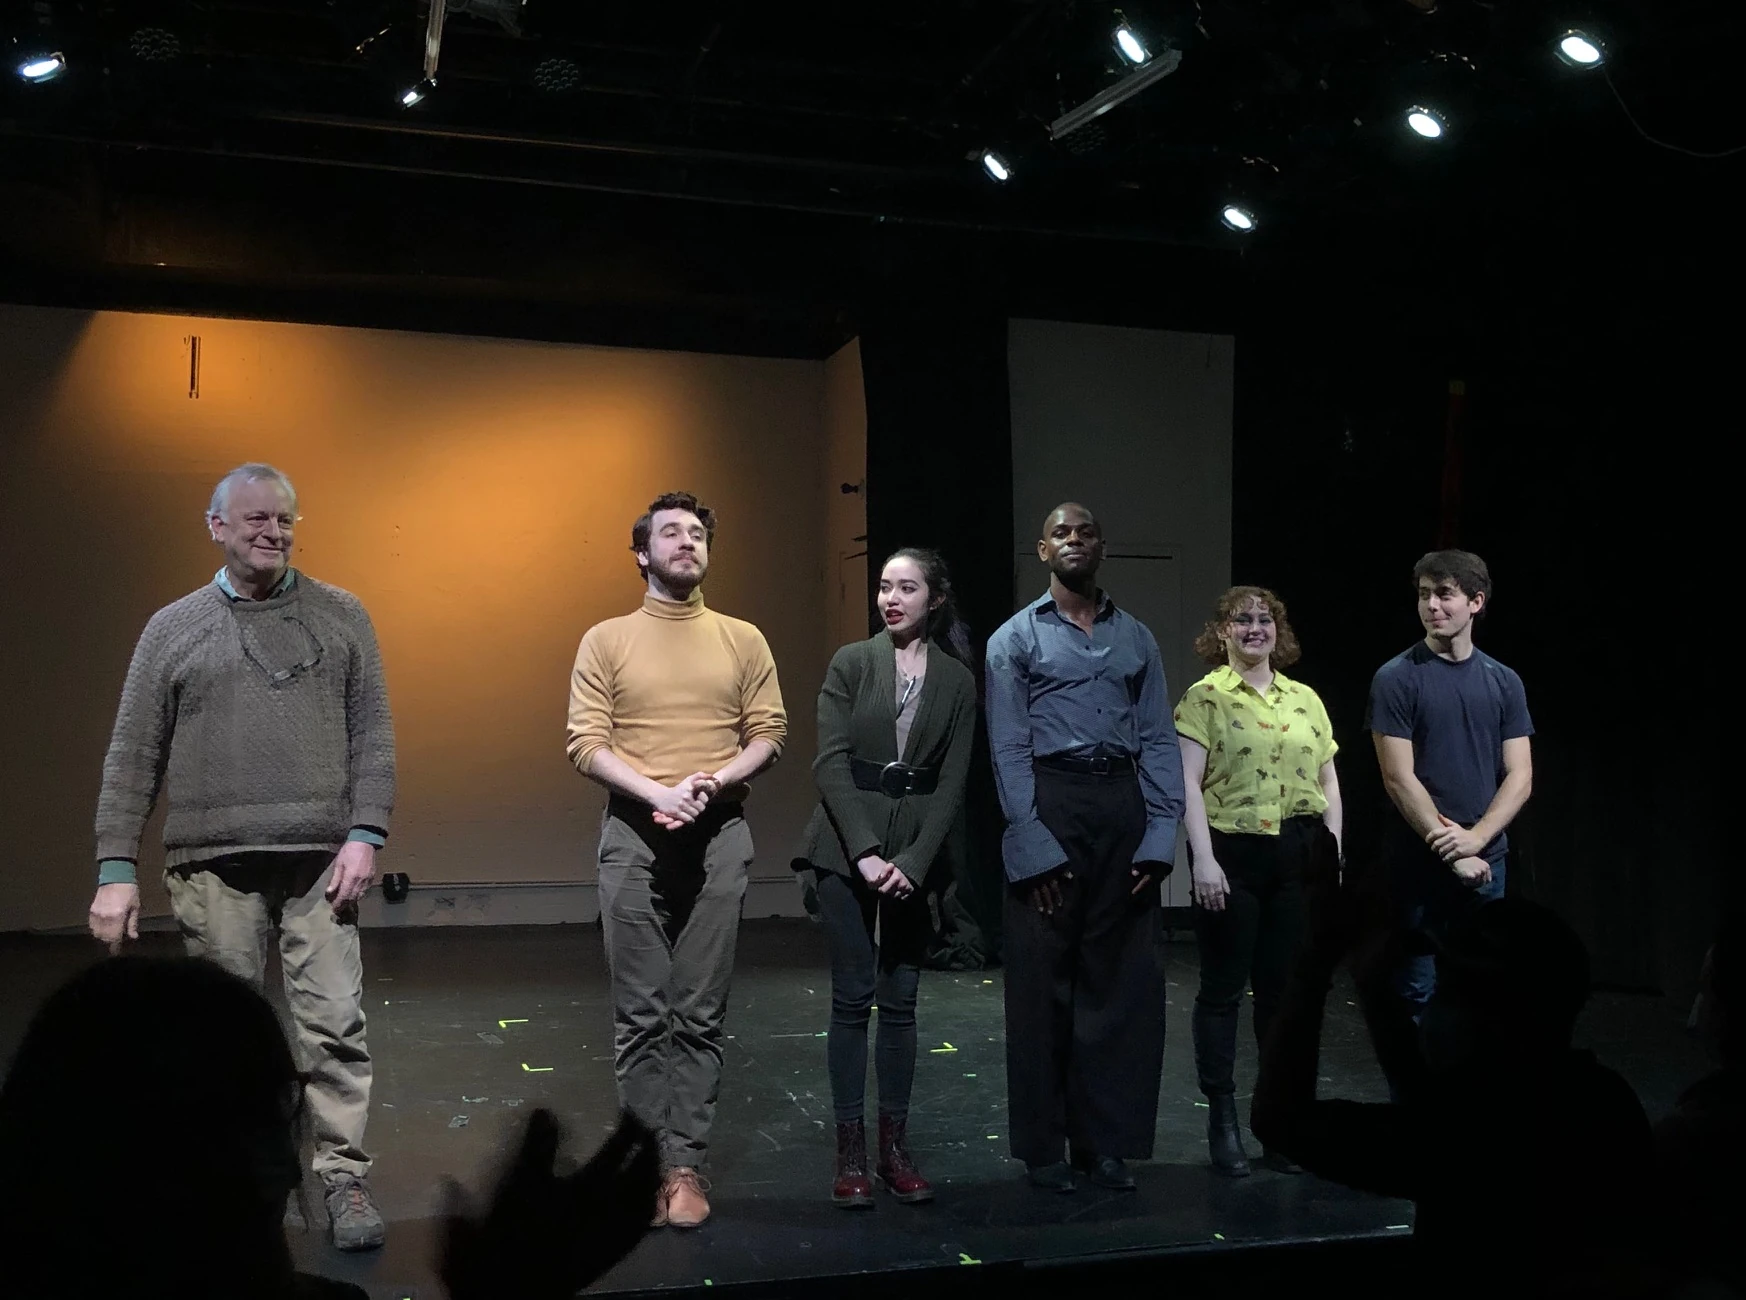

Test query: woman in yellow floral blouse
[1174,586,1342,1178]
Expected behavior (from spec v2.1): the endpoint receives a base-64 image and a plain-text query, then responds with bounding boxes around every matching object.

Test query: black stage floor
[0,921,1707,1300]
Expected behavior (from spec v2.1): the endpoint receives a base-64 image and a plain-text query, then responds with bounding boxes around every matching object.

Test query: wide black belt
[1036,753,1137,777]
[849,756,940,797]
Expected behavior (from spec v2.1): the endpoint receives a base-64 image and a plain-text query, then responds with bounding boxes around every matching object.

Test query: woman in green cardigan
[795,547,979,1209]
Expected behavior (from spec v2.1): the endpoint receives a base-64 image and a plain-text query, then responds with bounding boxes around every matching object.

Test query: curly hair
[630,491,717,578]
[1191,585,1302,668]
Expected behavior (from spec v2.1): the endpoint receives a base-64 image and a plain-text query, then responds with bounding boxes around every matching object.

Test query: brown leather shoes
[663,1167,711,1229]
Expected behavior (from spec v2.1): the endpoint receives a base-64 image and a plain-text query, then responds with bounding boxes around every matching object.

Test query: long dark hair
[883,547,975,669]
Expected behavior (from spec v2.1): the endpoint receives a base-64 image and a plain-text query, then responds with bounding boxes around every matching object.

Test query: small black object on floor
[0,919,1701,1300]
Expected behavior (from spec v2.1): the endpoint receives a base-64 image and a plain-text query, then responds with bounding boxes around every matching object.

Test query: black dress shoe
[1087,1157,1135,1191]
[1025,1161,1076,1192]
[1261,1148,1305,1175]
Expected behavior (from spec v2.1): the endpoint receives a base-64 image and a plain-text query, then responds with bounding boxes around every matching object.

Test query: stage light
[400,76,436,107]
[1062,120,1110,157]
[1220,204,1256,232]
[17,52,66,82]
[1406,105,1447,138]
[1114,22,1150,66]
[532,55,582,95]
[129,27,182,63]
[981,150,1012,182]
[1556,30,1605,67]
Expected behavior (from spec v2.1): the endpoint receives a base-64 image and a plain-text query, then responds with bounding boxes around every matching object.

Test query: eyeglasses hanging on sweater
[235,612,325,686]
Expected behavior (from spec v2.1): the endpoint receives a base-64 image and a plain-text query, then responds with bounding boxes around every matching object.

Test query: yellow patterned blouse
[1173,665,1337,835]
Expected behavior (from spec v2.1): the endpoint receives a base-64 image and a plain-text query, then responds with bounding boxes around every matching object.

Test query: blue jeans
[1392,850,1506,1015]
[1384,848,1505,1102]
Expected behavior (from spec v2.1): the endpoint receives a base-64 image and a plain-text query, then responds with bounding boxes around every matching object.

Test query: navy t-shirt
[1365,642,1533,862]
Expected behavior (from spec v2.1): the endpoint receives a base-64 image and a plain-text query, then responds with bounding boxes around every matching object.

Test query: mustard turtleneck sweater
[566,589,787,794]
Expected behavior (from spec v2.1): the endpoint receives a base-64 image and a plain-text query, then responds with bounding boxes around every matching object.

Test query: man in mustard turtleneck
[566,491,787,1230]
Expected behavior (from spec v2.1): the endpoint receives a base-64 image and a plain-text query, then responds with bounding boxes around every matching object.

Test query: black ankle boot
[1206,1094,1252,1177]
[1193,1002,1252,1177]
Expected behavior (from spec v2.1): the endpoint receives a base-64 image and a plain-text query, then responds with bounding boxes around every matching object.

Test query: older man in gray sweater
[88,462,396,1252]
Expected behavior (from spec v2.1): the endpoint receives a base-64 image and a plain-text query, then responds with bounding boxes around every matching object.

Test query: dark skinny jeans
[814,867,934,1123]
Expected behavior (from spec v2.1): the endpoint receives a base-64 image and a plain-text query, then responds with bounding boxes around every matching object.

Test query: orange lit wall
[0,304,857,933]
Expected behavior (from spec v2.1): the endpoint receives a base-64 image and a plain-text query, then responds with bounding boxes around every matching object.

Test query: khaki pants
[597,801,752,1170]
[165,850,372,1180]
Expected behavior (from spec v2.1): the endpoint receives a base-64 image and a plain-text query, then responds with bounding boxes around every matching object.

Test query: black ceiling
[0,1,1739,353]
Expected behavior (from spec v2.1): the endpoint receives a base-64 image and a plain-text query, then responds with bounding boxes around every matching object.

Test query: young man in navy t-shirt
[1366,550,1534,1044]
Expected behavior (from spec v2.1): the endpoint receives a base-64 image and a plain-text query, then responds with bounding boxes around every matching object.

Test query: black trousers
[1003,765,1167,1166]
[813,867,934,1123]
[1189,817,1316,1097]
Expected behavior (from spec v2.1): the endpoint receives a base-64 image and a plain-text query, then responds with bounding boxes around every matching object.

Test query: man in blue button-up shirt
[986,502,1185,1193]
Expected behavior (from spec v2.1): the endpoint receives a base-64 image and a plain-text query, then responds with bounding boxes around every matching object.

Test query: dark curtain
[1233,222,1730,1003]
[859,309,1014,967]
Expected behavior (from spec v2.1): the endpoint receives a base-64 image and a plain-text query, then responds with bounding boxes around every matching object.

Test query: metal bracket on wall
[185,335,201,399]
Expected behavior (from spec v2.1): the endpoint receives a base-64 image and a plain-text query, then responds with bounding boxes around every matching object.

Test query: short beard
[647,554,707,594]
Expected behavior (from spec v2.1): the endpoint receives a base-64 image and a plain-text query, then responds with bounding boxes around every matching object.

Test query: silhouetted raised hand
[440,1108,661,1300]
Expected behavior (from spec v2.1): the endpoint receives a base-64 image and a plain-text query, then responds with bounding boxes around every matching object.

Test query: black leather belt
[850,756,940,797]
[1036,753,1137,777]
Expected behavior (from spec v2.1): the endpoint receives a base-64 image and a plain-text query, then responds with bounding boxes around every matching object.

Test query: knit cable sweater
[94,577,396,879]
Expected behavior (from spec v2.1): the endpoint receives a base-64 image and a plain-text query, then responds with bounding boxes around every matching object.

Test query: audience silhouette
[441,1105,661,1299]
[1656,917,1745,1297]
[0,955,658,1300]
[1252,833,1663,1298]
[6,886,1736,1300]
[0,955,361,1300]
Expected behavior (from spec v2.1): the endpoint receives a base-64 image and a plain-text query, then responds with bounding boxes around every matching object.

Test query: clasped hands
[856,853,916,899]
[649,771,723,830]
[1426,813,1492,888]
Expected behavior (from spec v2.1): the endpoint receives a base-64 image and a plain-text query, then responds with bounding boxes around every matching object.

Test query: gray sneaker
[322,1173,386,1252]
